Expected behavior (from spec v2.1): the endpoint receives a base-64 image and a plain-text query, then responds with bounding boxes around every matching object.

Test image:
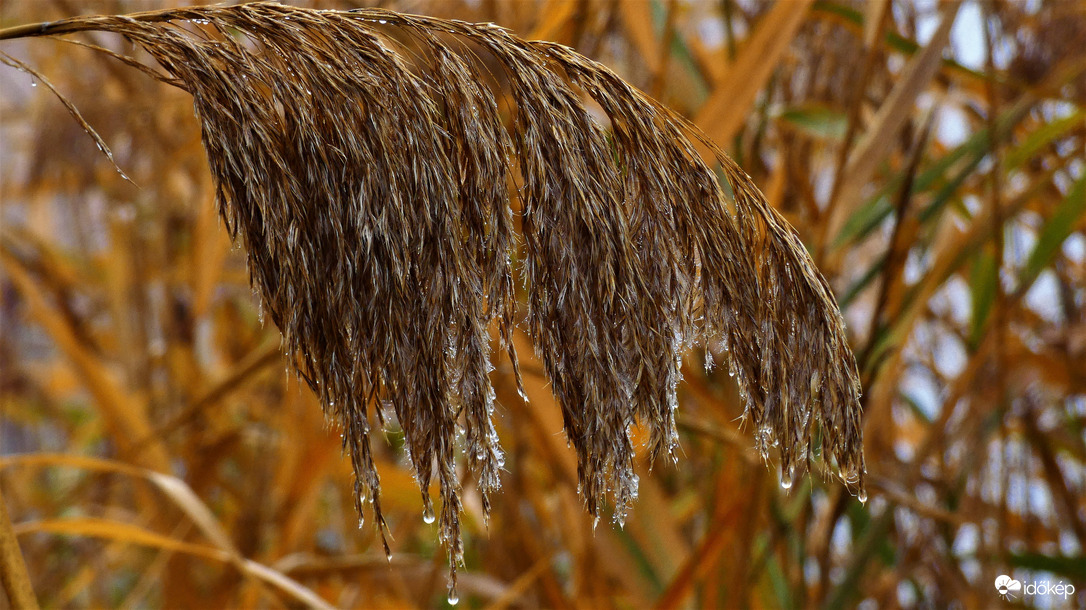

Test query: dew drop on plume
[423,505,436,524]
[780,468,793,490]
[447,585,459,606]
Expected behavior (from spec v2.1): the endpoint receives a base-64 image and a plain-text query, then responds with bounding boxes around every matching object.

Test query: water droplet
[422,505,436,524]
[780,468,793,490]
[592,516,600,530]
[858,489,868,504]
[30,82,36,87]
[447,585,459,606]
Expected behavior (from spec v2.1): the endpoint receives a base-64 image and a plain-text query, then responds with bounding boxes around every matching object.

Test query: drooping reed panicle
[0,2,867,594]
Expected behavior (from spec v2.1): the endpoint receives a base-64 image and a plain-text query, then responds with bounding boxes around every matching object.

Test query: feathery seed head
[0,2,866,589]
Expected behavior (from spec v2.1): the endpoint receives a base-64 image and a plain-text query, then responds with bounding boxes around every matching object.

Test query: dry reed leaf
[619,2,663,76]
[694,0,816,148]
[45,462,233,564]
[1,453,236,554]
[825,2,961,249]
[528,0,578,43]
[0,453,334,609]
[0,2,867,594]
[868,168,1063,375]
[863,0,892,49]
[13,517,334,609]
[0,243,172,472]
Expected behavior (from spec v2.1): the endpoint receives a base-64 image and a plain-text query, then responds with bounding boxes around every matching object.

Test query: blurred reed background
[0,0,1083,608]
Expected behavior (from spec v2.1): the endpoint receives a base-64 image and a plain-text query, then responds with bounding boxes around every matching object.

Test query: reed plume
[0,2,866,594]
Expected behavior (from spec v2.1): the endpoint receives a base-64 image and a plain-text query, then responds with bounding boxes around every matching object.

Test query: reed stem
[0,488,39,610]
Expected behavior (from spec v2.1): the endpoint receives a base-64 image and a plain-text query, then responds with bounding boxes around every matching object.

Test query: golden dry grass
[1,1,1084,608]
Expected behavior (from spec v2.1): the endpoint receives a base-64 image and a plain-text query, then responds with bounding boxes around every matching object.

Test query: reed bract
[0,2,866,592]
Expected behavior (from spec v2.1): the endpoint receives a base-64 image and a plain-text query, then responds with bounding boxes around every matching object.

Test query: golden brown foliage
[2,2,867,591]
[2,0,1084,607]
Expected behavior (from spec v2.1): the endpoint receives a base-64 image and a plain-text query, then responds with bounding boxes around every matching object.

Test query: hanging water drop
[422,505,436,524]
[858,489,868,504]
[446,585,459,606]
[780,467,793,490]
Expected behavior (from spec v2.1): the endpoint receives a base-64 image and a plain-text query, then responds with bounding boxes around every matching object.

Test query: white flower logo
[995,575,1022,600]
